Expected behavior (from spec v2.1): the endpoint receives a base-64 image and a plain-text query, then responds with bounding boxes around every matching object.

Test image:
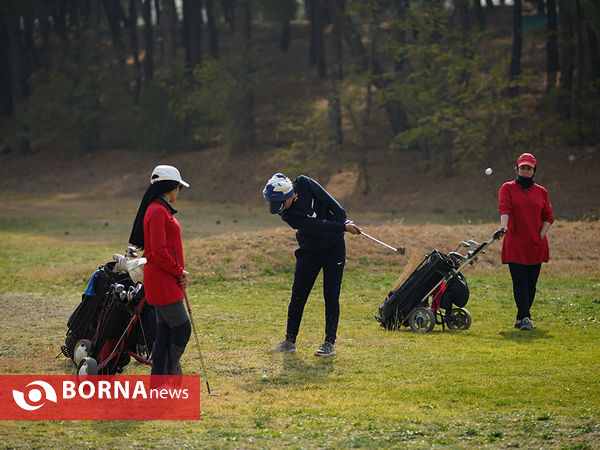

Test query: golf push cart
[375,231,502,333]
[61,248,156,375]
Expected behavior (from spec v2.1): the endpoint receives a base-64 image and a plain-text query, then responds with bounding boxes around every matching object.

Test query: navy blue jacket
[279,175,347,251]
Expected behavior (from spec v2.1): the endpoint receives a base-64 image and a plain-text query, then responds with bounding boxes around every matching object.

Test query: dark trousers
[508,262,542,321]
[286,240,345,345]
[151,300,191,376]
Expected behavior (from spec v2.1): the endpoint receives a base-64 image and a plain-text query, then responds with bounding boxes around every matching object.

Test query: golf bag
[377,250,461,329]
[62,260,156,375]
[375,234,499,333]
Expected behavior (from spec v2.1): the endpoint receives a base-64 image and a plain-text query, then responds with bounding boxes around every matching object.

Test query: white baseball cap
[150,165,190,187]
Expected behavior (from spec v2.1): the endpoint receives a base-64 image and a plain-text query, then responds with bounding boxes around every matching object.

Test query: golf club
[359,231,406,255]
[184,290,219,396]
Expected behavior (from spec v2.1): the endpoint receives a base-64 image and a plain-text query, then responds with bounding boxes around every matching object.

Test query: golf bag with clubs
[375,233,501,333]
[61,251,156,375]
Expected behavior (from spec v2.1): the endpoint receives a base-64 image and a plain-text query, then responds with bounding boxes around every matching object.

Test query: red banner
[0,375,201,420]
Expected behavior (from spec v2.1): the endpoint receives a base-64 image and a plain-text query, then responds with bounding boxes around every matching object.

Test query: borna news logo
[1,375,201,420]
[12,380,58,411]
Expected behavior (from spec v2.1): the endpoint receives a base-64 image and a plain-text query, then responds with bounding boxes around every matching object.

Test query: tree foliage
[383,7,533,175]
[2,0,599,175]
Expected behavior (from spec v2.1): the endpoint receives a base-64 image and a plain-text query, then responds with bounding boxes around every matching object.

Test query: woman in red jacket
[496,153,554,330]
[129,165,191,375]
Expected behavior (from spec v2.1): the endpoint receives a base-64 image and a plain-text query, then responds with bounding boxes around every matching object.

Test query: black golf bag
[374,234,501,333]
[62,261,156,374]
[377,250,458,329]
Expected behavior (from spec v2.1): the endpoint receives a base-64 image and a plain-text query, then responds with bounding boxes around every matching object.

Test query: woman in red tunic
[129,165,191,374]
[496,153,554,330]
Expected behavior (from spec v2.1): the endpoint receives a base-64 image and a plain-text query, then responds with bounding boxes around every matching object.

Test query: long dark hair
[129,180,179,249]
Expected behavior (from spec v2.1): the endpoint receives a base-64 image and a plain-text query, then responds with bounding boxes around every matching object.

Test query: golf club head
[397,246,406,255]
[467,240,480,247]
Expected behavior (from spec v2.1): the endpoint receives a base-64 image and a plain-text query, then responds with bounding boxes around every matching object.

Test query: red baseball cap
[517,153,536,168]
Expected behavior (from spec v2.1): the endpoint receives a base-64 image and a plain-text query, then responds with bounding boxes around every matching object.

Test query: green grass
[1,211,599,448]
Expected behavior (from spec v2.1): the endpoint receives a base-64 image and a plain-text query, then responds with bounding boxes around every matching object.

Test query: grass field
[1,197,599,448]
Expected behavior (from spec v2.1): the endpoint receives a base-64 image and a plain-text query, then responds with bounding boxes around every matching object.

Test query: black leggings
[508,262,542,321]
[286,240,345,345]
[152,301,191,376]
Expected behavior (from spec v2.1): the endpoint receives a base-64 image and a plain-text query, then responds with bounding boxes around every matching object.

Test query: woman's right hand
[178,270,189,289]
[345,220,361,235]
[494,227,506,240]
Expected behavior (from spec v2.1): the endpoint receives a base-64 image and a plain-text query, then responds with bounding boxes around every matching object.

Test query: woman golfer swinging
[263,173,361,356]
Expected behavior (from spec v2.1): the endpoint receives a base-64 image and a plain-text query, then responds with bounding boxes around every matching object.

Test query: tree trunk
[232,0,256,150]
[159,0,178,70]
[0,19,11,114]
[154,0,161,24]
[473,0,486,31]
[142,0,154,83]
[328,11,343,150]
[242,0,251,39]
[588,26,600,80]
[221,0,235,31]
[206,0,219,58]
[324,0,408,134]
[557,0,574,118]
[315,0,326,77]
[102,0,125,52]
[183,0,203,67]
[280,19,290,52]
[575,0,584,95]
[308,0,316,65]
[546,0,559,90]
[128,0,142,103]
[7,24,30,153]
[458,0,470,34]
[537,0,545,14]
[509,0,522,96]
[392,0,408,72]
[51,2,68,40]
[485,0,494,9]
[360,79,372,195]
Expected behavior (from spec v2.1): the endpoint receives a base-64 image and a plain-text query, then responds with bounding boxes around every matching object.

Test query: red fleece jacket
[498,181,554,265]
[143,199,185,305]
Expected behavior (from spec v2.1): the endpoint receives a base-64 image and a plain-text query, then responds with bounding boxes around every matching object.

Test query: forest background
[0,0,599,220]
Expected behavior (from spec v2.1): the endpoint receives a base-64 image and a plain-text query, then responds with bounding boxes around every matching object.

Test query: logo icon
[12,380,58,411]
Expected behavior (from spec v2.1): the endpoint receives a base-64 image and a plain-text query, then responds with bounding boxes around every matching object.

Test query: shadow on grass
[498,328,551,343]
[281,353,334,380]
[261,353,335,387]
[237,353,335,392]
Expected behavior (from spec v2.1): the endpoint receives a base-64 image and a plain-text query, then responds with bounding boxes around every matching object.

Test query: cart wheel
[447,308,472,330]
[72,339,92,366]
[77,357,98,376]
[408,307,436,333]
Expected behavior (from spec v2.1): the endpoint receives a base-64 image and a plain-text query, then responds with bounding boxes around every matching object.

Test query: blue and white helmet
[263,173,294,214]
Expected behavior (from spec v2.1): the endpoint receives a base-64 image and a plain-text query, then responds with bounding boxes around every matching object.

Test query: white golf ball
[485,167,493,176]
[261,375,268,381]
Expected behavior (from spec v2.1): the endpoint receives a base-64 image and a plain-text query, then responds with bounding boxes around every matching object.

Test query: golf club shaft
[184,290,212,396]
[360,231,405,254]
